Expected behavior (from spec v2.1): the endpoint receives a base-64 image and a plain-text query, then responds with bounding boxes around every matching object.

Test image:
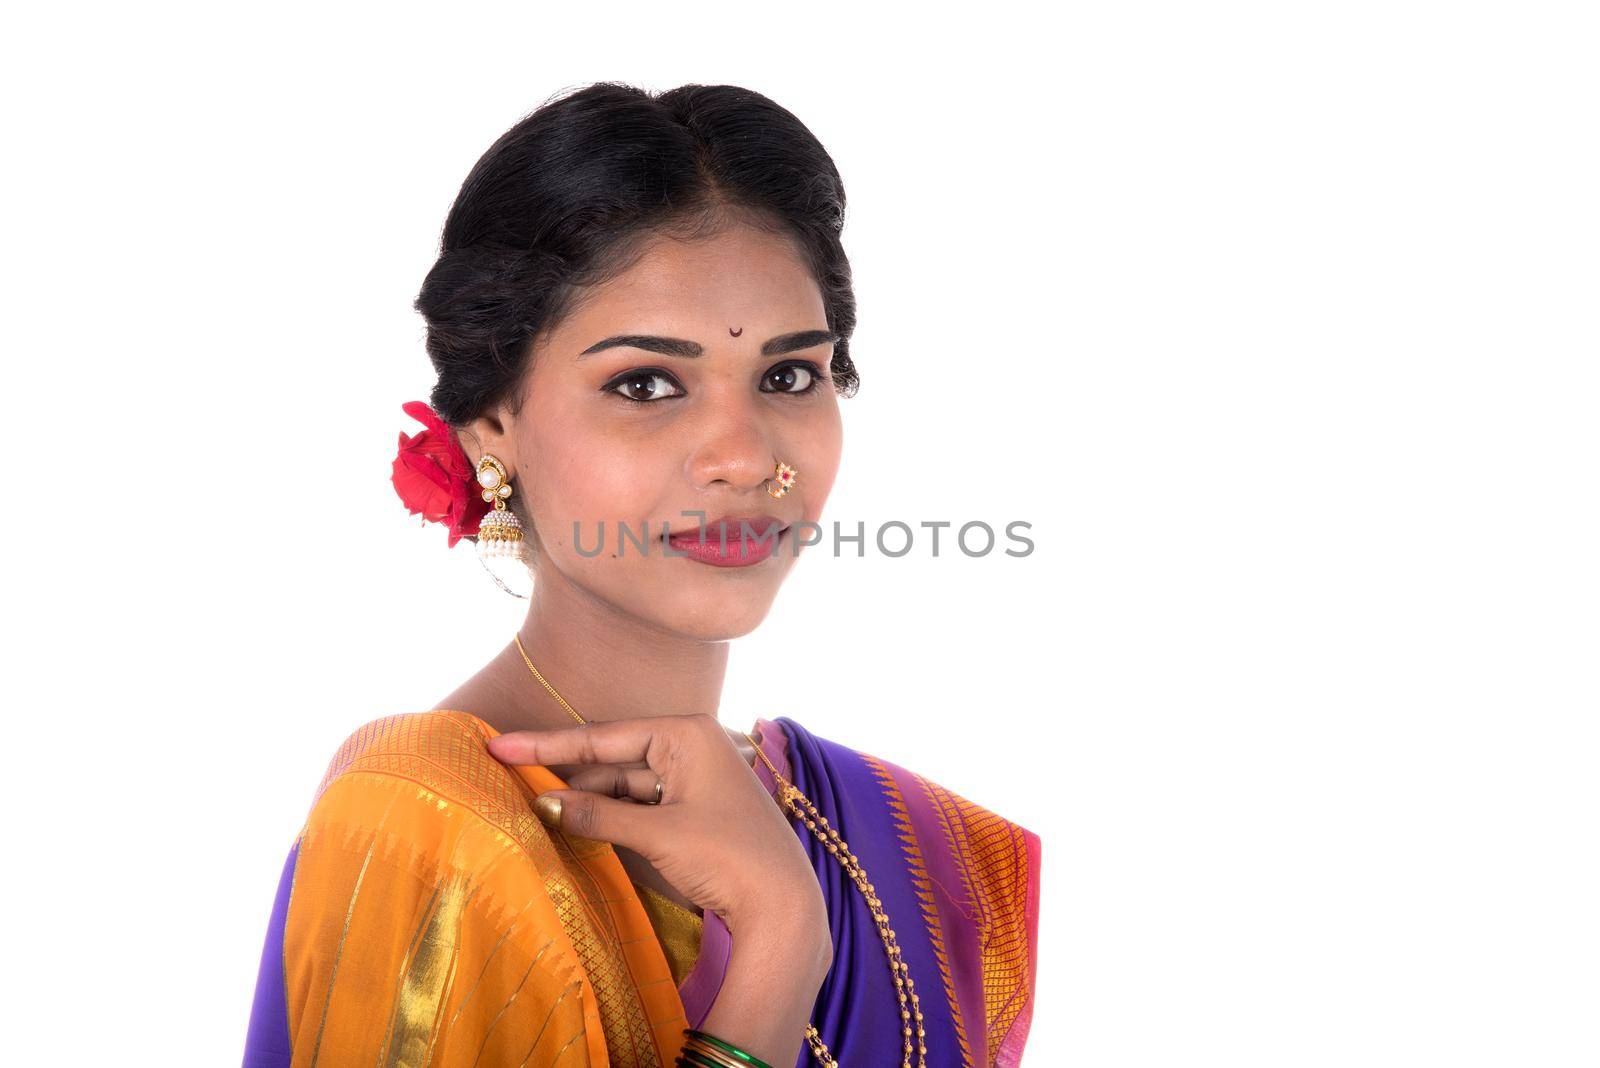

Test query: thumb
[533,789,648,850]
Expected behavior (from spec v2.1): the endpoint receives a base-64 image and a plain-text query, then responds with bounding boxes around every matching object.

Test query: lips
[664,514,788,567]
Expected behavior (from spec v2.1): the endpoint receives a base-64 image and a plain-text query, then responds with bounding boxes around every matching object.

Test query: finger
[724,726,759,765]
[561,765,665,804]
[533,789,657,850]
[546,757,652,780]
[488,713,708,768]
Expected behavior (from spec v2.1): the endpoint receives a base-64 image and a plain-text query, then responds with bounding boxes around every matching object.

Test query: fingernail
[533,794,562,828]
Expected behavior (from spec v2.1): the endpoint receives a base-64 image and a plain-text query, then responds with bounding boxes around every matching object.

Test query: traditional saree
[242,710,1041,1066]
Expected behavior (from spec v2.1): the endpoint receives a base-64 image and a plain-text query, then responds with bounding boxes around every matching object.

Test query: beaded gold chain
[740,730,928,1068]
[513,635,927,1068]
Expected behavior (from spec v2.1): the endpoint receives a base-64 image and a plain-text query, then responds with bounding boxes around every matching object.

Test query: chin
[643,586,782,643]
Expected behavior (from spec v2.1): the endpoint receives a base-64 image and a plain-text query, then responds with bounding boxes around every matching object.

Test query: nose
[685,401,778,492]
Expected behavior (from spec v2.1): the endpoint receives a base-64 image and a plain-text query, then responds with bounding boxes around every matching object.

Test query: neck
[472,563,731,734]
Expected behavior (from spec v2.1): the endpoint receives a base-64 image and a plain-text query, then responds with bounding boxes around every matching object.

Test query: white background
[4,2,1596,1064]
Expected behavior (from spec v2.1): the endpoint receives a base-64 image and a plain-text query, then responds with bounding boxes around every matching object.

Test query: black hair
[414,81,860,426]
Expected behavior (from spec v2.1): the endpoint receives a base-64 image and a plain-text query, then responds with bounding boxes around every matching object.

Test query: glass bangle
[678,1052,732,1068]
[684,1029,774,1067]
[676,1039,742,1068]
[678,1044,746,1068]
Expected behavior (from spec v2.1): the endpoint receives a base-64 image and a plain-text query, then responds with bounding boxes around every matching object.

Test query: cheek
[798,409,844,521]
[528,420,668,527]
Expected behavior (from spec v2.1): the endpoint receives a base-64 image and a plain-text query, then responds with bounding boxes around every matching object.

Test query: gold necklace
[512,634,928,1068]
[514,635,587,725]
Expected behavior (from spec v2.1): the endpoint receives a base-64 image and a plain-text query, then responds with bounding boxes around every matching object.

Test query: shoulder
[306,708,504,809]
[293,709,558,898]
[262,711,600,1065]
[771,714,1042,879]
[773,716,1038,830]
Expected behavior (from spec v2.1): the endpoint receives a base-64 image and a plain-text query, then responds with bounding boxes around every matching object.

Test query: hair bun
[413,81,860,426]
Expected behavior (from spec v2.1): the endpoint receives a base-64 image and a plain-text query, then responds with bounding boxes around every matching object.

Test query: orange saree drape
[246,710,693,1066]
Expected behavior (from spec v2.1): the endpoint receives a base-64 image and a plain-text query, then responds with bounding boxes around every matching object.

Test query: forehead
[558,223,825,337]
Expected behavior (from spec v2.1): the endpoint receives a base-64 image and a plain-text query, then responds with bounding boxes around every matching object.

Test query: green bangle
[684,1028,774,1068]
[677,1052,726,1068]
[679,1047,745,1068]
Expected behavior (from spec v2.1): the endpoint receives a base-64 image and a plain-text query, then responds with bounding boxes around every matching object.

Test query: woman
[242,81,1041,1068]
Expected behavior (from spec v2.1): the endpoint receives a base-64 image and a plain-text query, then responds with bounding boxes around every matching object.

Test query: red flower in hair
[391,401,489,547]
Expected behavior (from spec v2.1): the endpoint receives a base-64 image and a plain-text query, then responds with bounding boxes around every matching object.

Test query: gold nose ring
[768,461,798,499]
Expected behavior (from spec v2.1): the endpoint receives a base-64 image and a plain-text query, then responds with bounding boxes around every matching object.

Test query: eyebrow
[577,329,839,360]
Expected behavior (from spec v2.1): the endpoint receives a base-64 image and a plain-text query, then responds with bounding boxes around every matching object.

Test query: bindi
[728,326,743,337]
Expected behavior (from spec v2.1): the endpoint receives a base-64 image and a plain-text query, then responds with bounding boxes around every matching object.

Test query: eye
[762,361,822,395]
[606,370,685,404]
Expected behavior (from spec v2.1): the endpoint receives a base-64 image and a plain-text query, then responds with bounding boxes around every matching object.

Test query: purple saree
[691,716,1042,1066]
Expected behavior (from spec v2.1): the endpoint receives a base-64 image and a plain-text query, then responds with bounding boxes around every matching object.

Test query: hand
[533,723,758,802]
[486,714,828,943]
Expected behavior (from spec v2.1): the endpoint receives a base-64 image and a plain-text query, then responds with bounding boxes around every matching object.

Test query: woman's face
[498,220,844,641]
